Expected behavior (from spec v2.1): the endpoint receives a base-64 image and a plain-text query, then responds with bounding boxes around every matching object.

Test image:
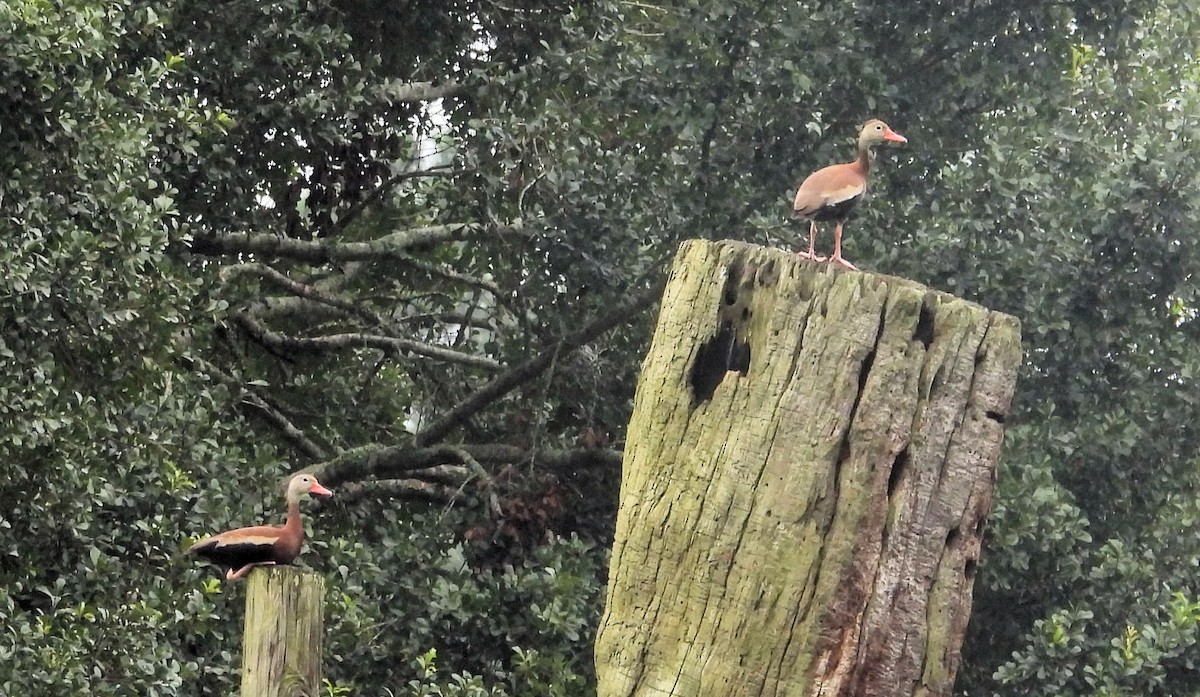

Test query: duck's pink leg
[828,222,857,270]
[225,561,277,581]
[797,221,827,262]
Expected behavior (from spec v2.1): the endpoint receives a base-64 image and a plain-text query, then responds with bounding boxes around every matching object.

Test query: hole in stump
[914,302,935,348]
[730,340,751,374]
[758,259,779,286]
[689,324,750,404]
[690,324,735,404]
[887,446,909,497]
[722,263,742,306]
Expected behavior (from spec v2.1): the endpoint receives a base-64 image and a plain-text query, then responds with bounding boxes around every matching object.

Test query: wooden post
[242,566,324,697]
[594,240,1022,697]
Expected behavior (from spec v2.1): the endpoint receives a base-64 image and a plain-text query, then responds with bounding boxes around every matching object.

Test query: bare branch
[308,442,621,485]
[183,355,328,461]
[376,79,468,104]
[189,220,521,263]
[233,312,503,370]
[306,440,619,523]
[397,255,502,296]
[406,464,473,485]
[334,478,464,505]
[517,172,546,217]
[226,263,454,332]
[396,309,499,329]
[239,296,350,323]
[414,273,668,446]
[235,283,465,327]
[223,263,364,317]
[464,443,623,472]
[226,265,503,354]
[313,443,477,486]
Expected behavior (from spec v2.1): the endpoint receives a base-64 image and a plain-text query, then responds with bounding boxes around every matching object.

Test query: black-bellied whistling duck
[187,473,333,580]
[793,119,907,270]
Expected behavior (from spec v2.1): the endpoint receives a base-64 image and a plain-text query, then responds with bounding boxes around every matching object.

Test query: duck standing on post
[792,119,907,270]
[187,473,333,581]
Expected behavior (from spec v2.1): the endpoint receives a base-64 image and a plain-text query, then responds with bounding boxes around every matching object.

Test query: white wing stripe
[213,535,278,547]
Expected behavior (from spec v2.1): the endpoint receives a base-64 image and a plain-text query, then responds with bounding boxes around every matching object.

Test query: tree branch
[396,309,499,330]
[405,464,473,485]
[463,443,623,472]
[309,443,622,485]
[397,255,503,296]
[223,263,365,318]
[183,355,328,461]
[225,263,469,332]
[233,312,503,370]
[375,79,468,104]
[189,220,521,263]
[414,274,667,446]
[333,478,464,505]
[238,296,350,323]
[312,443,469,486]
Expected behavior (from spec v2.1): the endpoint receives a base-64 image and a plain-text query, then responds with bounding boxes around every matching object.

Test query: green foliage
[316,518,603,694]
[918,6,1200,692]
[0,1,249,693]
[394,644,589,697]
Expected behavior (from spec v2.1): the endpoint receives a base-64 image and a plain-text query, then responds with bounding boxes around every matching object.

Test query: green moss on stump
[596,240,1022,697]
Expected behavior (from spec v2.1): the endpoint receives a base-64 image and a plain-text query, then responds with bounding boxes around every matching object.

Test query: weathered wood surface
[242,566,324,697]
[594,240,1022,697]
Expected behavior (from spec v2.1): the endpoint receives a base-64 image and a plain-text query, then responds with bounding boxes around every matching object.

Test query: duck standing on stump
[187,473,333,581]
[792,119,907,270]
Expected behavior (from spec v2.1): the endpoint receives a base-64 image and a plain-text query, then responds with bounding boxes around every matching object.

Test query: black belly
[802,195,861,222]
[193,540,286,570]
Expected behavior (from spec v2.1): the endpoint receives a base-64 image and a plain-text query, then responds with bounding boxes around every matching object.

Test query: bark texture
[594,240,1022,697]
[242,566,324,697]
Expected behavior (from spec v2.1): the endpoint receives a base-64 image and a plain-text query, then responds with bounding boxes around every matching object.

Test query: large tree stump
[595,240,1022,697]
[241,566,324,697]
